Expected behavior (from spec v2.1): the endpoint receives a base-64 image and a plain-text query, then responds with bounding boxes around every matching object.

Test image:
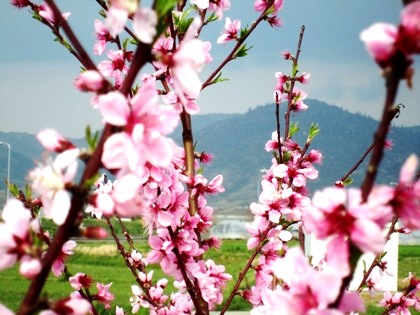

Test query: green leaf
[343,177,353,186]
[239,26,250,40]
[172,7,195,37]
[24,183,32,200]
[234,44,253,58]
[289,122,300,137]
[206,12,219,23]
[98,9,106,18]
[85,126,99,152]
[84,174,100,190]
[156,0,177,18]
[292,62,299,77]
[307,122,320,142]
[7,182,19,198]
[209,72,229,86]
[155,0,177,37]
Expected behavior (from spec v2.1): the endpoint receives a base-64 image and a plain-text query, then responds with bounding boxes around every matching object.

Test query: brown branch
[275,93,283,164]
[284,25,305,139]
[105,217,157,307]
[360,51,408,202]
[44,0,97,70]
[339,142,375,184]
[117,215,135,250]
[168,227,209,315]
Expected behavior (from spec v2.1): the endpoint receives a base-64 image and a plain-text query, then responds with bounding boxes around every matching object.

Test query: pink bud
[74,70,107,93]
[19,257,42,279]
[11,0,30,8]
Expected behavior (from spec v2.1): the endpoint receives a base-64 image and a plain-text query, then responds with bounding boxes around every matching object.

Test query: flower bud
[74,70,107,93]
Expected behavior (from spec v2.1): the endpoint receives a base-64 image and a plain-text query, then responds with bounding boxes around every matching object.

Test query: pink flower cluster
[380,273,420,314]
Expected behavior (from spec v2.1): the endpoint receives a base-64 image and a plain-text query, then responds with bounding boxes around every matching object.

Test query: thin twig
[201,0,275,89]
[284,25,305,139]
[356,216,399,292]
[220,223,275,315]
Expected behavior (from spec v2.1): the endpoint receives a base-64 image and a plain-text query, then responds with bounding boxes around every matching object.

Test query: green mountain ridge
[1,99,419,211]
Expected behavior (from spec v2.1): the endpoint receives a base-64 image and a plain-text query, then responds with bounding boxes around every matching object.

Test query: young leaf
[206,12,219,23]
[209,72,229,86]
[234,44,253,58]
[289,122,300,137]
[343,177,353,186]
[307,122,320,142]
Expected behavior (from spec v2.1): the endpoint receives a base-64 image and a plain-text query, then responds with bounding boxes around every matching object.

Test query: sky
[0,0,419,139]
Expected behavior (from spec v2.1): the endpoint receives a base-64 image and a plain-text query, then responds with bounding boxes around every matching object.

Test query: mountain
[192,100,420,209]
[1,99,419,210]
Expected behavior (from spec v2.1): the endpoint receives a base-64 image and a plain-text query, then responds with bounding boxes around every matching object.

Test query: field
[0,236,419,314]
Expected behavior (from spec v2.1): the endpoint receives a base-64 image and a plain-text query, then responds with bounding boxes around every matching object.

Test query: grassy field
[0,238,419,314]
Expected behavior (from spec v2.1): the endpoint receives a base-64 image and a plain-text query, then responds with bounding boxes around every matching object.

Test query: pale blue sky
[0,0,419,138]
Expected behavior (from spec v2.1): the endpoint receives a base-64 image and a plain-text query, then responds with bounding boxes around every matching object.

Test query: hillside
[1,99,419,210]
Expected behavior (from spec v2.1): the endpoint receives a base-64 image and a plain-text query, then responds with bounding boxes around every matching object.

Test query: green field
[0,238,419,314]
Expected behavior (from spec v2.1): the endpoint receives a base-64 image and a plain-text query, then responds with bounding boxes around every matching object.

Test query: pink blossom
[0,304,14,315]
[254,0,283,13]
[217,18,241,44]
[208,0,231,19]
[0,199,33,272]
[29,148,79,225]
[252,247,365,315]
[52,240,77,276]
[74,70,107,93]
[94,174,148,217]
[162,90,200,115]
[170,19,212,99]
[115,306,124,315]
[152,36,174,56]
[100,81,179,177]
[105,6,129,38]
[94,282,114,309]
[380,291,419,315]
[98,49,133,82]
[133,8,157,44]
[399,1,420,54]
[304,187,391,254]
[38,3,70,25]
[360,23,398,68]
[37,129,76,153]
[297,72,311,84]
[392,154,420,229]
[266,15,283,28]
[94,19,113,55]
[69,273,93,290]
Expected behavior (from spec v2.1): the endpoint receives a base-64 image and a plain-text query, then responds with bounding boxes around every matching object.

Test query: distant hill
[1,99,419,211]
